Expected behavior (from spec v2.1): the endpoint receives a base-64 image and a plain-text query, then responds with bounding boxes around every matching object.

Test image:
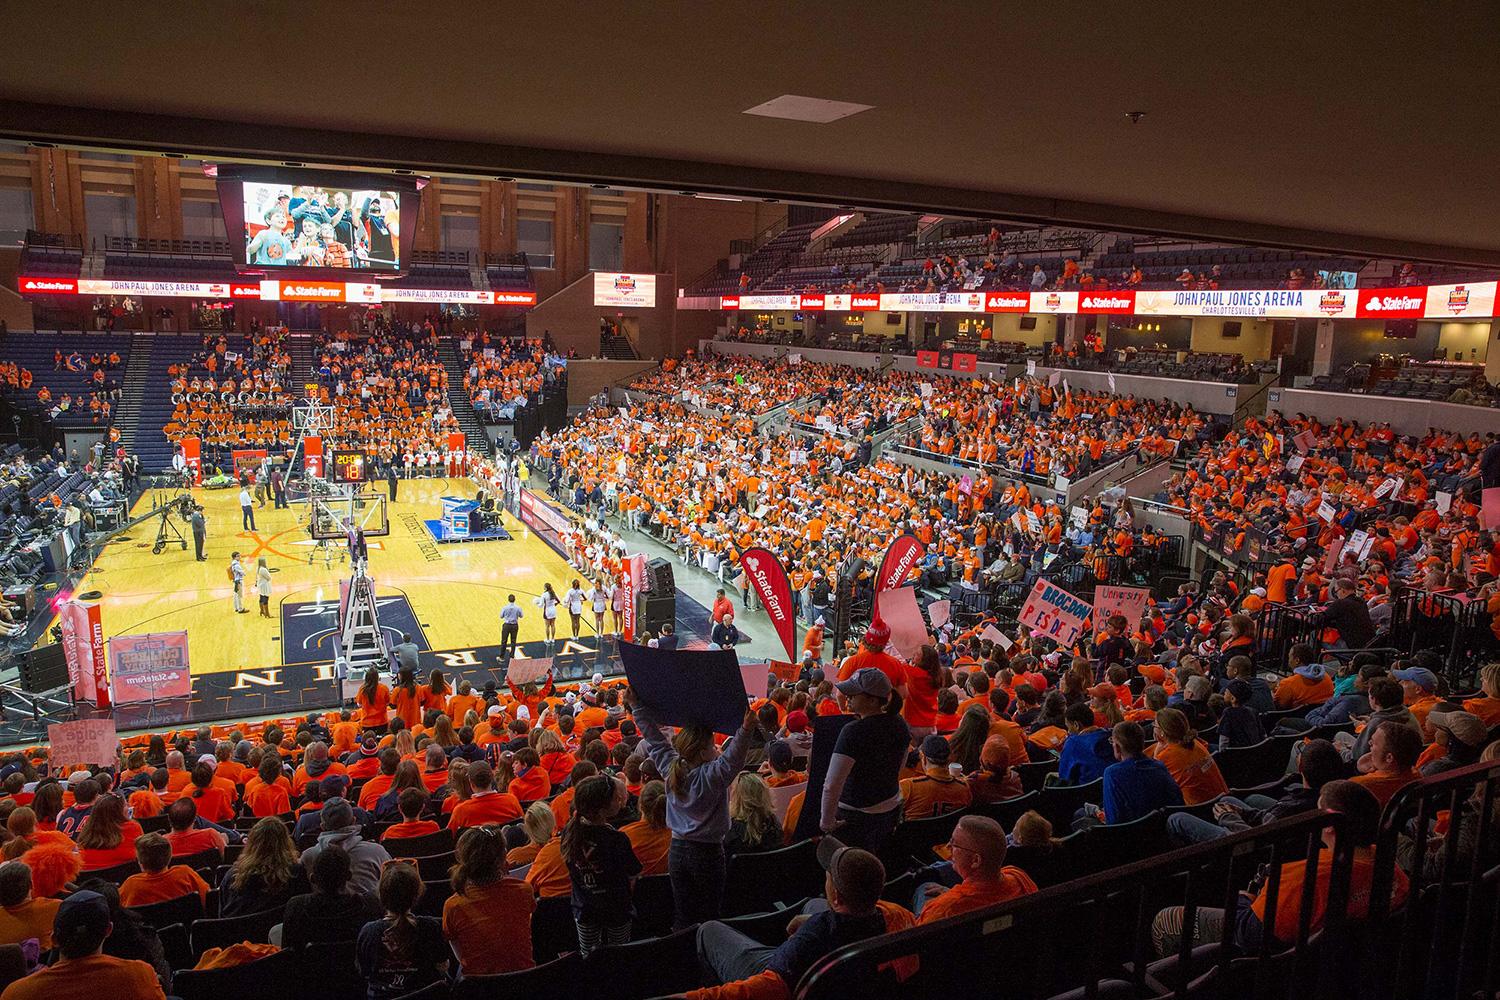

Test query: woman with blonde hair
[621,781,670,874]
[1461,662,1500,726]
[440,759,472,817]
[393,728,416,760]
[725,773,778,855]
[256,556,273,617]
[1149,707,1229,805]
[506,801,556,868]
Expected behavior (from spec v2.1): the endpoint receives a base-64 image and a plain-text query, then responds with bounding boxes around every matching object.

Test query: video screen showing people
[242,182,401,270]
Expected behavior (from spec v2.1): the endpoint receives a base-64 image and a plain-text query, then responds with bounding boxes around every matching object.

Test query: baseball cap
[1085,682,1118,701]
[320,773,350,797]
[980,735,1010,770]
[1428,710,1487,748]
[66,769,92,786]
[835,668,892,701]
[815,836,884,912]
[767,740,794,771]
[197,754,217,768]
[1392,667,1438,693]
[1225,680,1253,705]
[920,734,951,765]
[486,704,504,717]
[55,889,111,941]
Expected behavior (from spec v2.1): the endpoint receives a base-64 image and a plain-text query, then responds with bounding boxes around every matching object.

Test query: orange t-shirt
[449,791,523,829]
[1250,849,1407,943]
[244,782,291,818]
[918,868,1037,924]
[357,684,392,729]
[1149,741,1229,805]
[442,878,536,976]
[621,820,671,875]
[382,820,441,841]
[0,896,61,947]
[1351,768,1420,808]
[897,770,972,820]
[0,953,165,1000]
[523,839,571,897]
[119,865,211,907]
[392,687,424,729]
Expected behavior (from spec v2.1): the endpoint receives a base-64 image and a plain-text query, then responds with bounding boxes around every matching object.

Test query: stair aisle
[113,330,155,454]
[436,338,492,457]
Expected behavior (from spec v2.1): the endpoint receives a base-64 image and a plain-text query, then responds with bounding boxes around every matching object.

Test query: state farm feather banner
[741,547,797,662]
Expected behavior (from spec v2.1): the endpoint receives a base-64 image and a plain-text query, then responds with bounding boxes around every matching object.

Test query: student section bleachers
[0,331,132,428]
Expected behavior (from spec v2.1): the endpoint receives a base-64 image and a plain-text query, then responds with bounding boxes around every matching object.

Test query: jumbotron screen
[215,165,421,275]
[243,182,401,270]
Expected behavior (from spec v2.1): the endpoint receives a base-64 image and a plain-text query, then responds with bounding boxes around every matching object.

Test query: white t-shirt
[238,488,252,507]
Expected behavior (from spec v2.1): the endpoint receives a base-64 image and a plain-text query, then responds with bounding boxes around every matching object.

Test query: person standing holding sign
[626,687,757,931]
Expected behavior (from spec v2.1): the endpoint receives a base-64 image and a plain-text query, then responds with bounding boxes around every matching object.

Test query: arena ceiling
[2,2,1498,265]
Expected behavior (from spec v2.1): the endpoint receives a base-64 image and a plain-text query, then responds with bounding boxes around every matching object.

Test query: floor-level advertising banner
[59,597,109,706]
[108,632,193,704]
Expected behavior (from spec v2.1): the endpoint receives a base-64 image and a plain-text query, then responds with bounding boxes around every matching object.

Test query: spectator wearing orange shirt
[244,756,292,818]
[75,794,143,872]
[118,833,210,907]
[443,826,536,977]
[449,763,523,830]
[0,861,61,948]
[1352,721,1423,808]
[1148,709,1229,805]
[621,781,671,875]
[0,889,167,1000]
[913,815,1037,923]
[163,799,227,859]
[356,669,392,731]
[897,736,971,820]
[1273,660,1334,709]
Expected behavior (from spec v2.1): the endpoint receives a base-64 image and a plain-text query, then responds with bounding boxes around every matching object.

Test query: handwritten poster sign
[1092,585,1152,631]
[47,719,118,767]
[1018,579,1093,647]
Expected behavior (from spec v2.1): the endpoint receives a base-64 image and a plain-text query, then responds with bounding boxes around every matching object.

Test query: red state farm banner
[1355,287,1427,319]
[949,352,978,373]
[740,547,797,662]
[59,597,109,707]
[108,631,192,704]
[876,534,926,593]
[447,432,467,476]
[851,293,880,310]
[304,437,324,479]
[621,554,646,642]
[798,294,826,311]
[1078,290,1137,314]
[984,291,1030,313]
[916,350,941,369]
[180,437,202,485]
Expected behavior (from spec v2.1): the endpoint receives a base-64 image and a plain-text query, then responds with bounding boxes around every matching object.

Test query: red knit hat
[863,615,891,650]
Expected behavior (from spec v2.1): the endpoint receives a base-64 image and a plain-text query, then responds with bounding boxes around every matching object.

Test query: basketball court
[59,476,604,678]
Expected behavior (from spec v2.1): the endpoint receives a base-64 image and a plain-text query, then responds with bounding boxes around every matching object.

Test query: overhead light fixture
[695,193,743,202]
[282,161,304,167]
[742,94,874,124]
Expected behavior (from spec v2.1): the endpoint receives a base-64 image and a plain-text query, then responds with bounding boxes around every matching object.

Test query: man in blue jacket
[1055,702,1115,787]
[1076,722,1183,829]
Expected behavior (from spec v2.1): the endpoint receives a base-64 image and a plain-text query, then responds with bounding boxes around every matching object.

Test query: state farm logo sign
[1079,292,1135,314]
[19,277,76,294]
[1356,288,1425,319]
